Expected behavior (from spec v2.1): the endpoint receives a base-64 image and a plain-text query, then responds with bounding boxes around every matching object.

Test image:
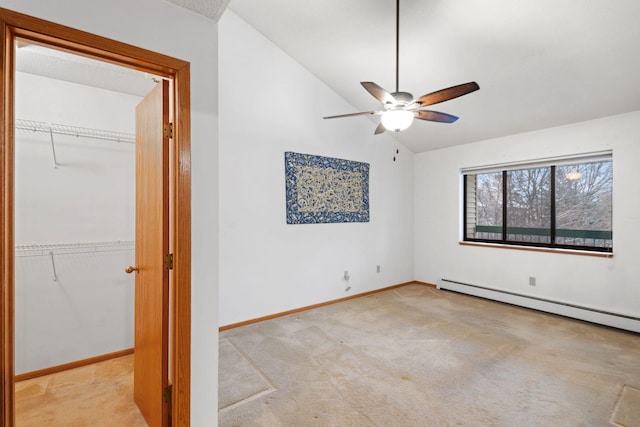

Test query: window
[463,155,613,252]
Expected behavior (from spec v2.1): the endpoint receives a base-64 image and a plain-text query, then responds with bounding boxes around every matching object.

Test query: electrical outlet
[529,276,536,286]
[376,265,381,273]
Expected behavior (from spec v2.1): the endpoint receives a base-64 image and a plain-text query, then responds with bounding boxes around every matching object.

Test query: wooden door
[134,80,170,427]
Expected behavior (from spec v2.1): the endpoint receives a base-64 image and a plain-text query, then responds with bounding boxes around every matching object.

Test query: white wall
[0,1,219,424]
[15,246,136,374]
[14,71,138,374]
[218,11,415,326]
[415,111,640,324]
[15,72,138,244]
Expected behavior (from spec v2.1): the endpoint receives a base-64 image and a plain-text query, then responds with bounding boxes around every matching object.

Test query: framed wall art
[285,152,370,224]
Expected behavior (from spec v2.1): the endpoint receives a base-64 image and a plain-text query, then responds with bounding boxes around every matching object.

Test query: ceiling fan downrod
[395,0,400,94]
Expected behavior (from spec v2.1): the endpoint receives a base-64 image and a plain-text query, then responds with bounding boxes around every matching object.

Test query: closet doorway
[13,39,149,425]
[1,8,192,427]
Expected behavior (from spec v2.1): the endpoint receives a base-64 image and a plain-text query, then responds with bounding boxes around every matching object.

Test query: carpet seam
[225,336,277,391]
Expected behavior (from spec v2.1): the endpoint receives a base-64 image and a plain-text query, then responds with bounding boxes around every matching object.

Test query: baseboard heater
[438,278,640,334]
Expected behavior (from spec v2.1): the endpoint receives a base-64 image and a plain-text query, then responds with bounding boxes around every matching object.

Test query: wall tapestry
[285,152,370,224]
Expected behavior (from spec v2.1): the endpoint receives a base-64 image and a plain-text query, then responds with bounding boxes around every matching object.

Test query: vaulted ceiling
[14,1,640,154]
[226,0,640,153]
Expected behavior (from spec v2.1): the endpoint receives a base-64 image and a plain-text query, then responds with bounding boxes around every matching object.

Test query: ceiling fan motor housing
[390,91,413,105]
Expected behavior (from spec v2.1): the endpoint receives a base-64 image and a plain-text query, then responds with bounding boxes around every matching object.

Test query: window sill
[459,241,614,258]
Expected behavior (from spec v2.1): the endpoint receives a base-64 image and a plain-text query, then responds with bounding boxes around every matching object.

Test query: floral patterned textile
[285,152,370,224]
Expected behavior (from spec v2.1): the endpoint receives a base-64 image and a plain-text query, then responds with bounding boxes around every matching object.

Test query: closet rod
[15,119,135,144]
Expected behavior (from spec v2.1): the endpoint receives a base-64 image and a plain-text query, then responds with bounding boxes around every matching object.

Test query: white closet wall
[14,71,141,374]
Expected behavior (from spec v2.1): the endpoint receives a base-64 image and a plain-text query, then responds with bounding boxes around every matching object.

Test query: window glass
[474,172,503,240]
[463,157,612,252]
[556,161,612,249]
[506,167,551,244]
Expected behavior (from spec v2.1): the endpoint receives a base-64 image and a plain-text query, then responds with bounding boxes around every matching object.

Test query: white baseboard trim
[438,278,640,333]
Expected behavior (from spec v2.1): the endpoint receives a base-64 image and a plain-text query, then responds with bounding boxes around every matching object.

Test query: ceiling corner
[165,0,230,21]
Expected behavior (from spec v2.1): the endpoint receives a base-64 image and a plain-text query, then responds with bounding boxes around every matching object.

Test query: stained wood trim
[0,8,181,77]
[413,281,437,288]
[459,241,614,258]
[1,8,191,427]
[172,62,191,427]
[14,349,134,383]
[1,19,16,427]
[220,281,434,331]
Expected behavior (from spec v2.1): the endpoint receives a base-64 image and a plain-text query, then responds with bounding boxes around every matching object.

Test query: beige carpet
[219,337,275,411]
[15,354,147,427]
[611,385,640,427]
[219,284,640,426]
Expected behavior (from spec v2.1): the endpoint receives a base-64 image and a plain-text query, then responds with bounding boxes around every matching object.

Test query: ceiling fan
[323,0,479,134]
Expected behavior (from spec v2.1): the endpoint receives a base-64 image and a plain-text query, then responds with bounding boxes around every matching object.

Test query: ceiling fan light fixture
[565,168,582,180]
[322,0,479,135]
[381,109,414,132]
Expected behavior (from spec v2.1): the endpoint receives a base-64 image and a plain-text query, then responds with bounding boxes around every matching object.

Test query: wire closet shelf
[15,119,135,144]
[15,240,135,257]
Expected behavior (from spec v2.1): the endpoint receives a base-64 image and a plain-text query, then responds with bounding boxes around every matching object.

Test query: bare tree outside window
[556,161,612,248]
[476,173,502,239]
[507,167,551,243]
[464,158,612,252]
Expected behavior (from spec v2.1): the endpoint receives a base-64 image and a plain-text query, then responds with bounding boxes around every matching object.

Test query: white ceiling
[14,1,640,154]
[16,42,158,98]
[227,0,640,153]
[164,0,229,21]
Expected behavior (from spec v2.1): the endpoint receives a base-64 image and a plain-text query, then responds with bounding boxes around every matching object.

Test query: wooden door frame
[0,8,191,427]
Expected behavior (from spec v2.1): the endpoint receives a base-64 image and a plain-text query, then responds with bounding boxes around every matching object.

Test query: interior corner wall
[0,0,220,424]
[218,11,415,327]
[414,110,640,324]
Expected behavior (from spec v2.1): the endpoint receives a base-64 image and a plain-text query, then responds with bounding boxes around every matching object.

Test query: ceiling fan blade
[323,111,381,119]
[416,110,459,123]
[374,123,386,135]
[361,82,396,105]
[414,82,480,107]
